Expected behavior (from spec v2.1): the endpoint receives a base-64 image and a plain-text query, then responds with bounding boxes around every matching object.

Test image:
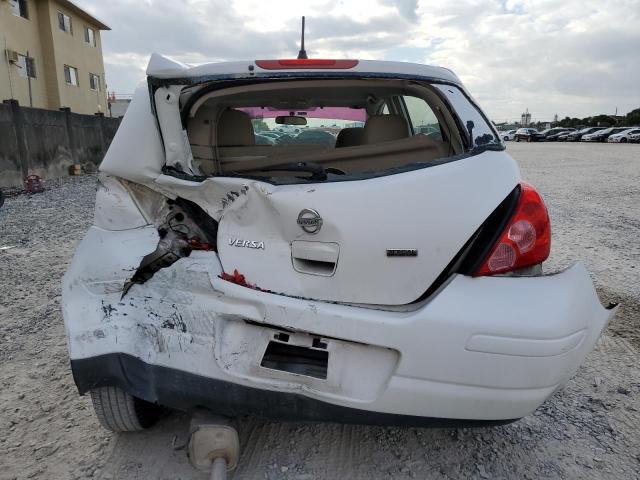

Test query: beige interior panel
[220,135,449,175]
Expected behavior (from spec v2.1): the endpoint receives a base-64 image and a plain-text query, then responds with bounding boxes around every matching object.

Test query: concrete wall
[0,100,120,188]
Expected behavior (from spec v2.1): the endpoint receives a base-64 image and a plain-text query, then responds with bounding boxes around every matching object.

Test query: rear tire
[516,137,520,142]
[90,386,162,432]
[621,138,627,143]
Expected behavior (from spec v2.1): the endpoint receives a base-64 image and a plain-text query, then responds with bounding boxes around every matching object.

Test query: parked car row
[254,130,294,145]
[255,128,338,147]
[500,127,640,143]
[603,128,640,142]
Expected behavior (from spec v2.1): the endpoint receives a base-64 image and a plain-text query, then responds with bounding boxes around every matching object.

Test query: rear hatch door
[216,152,519,305]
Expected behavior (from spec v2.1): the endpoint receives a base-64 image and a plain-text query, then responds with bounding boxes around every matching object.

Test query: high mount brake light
[255,59,359,70]
[475,182,551,276]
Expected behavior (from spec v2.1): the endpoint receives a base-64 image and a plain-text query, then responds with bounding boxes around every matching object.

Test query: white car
[582,127,628,142]
[62,53,616,432]
[499,129,516,141]
[607,128,640,143]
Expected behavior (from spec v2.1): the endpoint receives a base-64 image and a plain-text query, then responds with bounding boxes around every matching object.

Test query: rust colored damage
[219,269,270,292]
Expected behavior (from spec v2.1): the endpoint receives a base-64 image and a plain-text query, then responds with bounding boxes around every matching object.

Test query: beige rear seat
[335,128,365,148]
[189,109,449,177]
[363,115,410,144]
[188,108,328,173]
[217,109,255,147]
[221,134,449,175]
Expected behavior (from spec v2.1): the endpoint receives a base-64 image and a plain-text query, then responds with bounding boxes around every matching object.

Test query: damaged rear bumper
[70,352,515,428]
[63,226,616,424]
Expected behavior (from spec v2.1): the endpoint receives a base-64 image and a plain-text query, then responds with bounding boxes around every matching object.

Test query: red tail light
[475,182,551,276]
[255,59,359,70]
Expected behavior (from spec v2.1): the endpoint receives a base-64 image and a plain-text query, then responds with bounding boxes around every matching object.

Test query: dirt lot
[1,142,638,479]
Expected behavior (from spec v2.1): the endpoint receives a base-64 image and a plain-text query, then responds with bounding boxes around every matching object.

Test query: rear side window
[435,85,498,147]
[402,95,442,141]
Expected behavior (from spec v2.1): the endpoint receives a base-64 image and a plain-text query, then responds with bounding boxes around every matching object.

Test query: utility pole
[4,36,15,100]
[27,50,33,107]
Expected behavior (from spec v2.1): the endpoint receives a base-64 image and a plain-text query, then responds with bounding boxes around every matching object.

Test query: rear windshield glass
[177,78,500,184]
[237,106,367,148]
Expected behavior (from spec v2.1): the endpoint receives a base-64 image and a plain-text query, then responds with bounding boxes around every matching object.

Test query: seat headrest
[363,115,410,144]
[187,106,216,146]
[217,109,255,147]
[335,127,366,148]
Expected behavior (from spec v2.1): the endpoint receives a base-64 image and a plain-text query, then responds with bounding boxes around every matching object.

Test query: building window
[84,26,96,46]
[58,11,72,34]
[17,54,36,78]
[10,0,29,19]
[89,73,100,91]
[64,65,78,86]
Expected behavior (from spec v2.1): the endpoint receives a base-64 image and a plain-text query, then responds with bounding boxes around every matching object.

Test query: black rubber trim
[71,353,518,428]
[412,184,521,303]
[457,184,522,275]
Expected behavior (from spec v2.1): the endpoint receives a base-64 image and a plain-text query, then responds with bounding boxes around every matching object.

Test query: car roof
[145,53,463,85]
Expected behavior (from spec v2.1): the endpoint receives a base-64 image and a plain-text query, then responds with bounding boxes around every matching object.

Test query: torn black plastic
[123,197,218,295]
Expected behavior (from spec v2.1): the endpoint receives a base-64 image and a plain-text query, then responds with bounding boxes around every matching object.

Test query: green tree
[625,108,640,126]
[558,116,572,127]
[587,115,613,127]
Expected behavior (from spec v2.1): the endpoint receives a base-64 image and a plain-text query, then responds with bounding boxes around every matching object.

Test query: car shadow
[97,409,551,480]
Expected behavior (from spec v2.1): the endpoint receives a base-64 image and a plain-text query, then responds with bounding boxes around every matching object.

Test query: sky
[79,0,640,122]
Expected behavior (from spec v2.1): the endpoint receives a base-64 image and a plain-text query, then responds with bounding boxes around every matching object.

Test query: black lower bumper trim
[71,353,518,428]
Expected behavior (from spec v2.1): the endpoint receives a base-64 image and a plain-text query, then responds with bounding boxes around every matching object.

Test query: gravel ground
[0,142,638,479]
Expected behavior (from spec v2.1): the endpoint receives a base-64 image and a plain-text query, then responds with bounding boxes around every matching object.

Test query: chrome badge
[297,208,323,234]
[386,249,418,257]
[228,238,265,250]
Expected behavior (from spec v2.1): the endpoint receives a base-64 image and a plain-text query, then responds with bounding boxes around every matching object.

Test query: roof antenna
[297,16,308,59]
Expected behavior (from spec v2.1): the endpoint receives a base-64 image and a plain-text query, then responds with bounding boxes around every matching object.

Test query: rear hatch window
[154,77,501,184]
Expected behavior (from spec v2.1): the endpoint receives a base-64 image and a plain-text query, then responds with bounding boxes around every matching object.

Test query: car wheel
[516,137,520,142]
[90,386,162,432]
[621,138,627,143]
[503,136,509,141]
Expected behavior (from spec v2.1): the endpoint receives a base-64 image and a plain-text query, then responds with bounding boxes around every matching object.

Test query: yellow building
[1,0,110,114]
